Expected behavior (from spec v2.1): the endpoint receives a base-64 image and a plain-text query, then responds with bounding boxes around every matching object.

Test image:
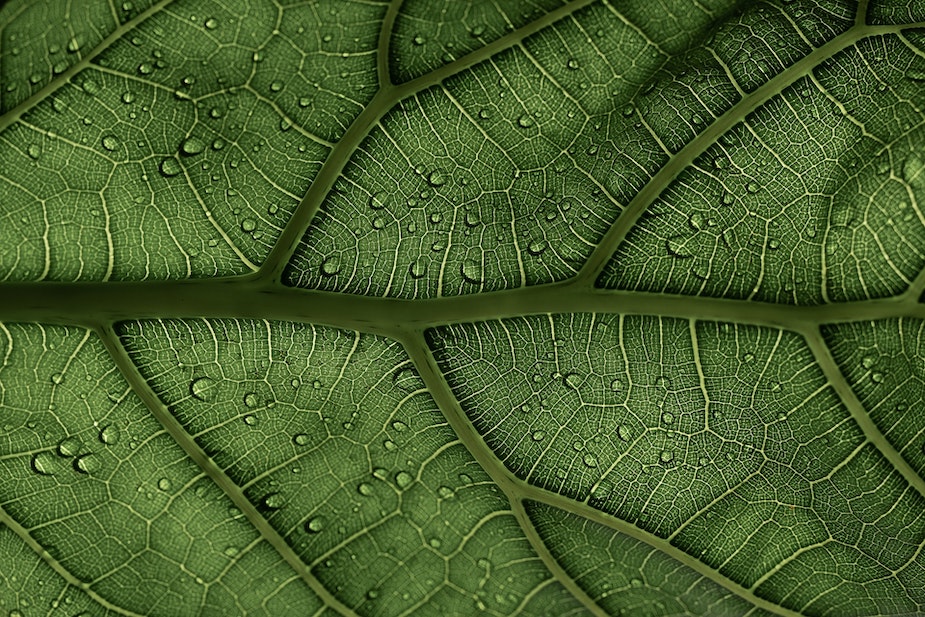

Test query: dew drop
[471,25,485,36]
[566,58,580,70]
[659,450,674,463]
[427,170,446,186]
[67,36,82,53]
[224,546,239,557]
[243,392,259,408]
[369,192,386,210]
[871,372,884,383]
[412,35,425,45]
[408,258,427,279]
[180,136,205,155]
[81,79,100,95]
[391,420,408,432]
[460,259,482,284]
[517,114,535,128]
[395,471,413,489]
[531,430,545,441]
[610,379,623,391]
[73,453,100,474]
[306,516,325,533]
[243,414,257,425]
[50,372,64,385]
[101,135,119,151]
[293,433,310,446]
[98,424,119,445]
[617,425,631,442]
[159,157,181,177]
[157,478,172,491]
[261,492,284,510]
[861,355,876,369]
[190,376,216,401]
[57,436,82,457]
[527,239,547,256]
[204,17,218,29]
[582,453,598,468]
[241,219,256,232]
[31,452,58,476]
[27,144,41,160]
[137,62,153,75]
[563,372,581,389]
[320,256,342,276]
[357,482,374,496]
[437,486,454,499]
[746,181,760,193]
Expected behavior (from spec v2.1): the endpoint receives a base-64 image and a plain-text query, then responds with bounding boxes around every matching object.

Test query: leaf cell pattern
[1,0,925,616]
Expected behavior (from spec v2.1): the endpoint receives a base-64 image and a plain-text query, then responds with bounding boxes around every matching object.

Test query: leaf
[0,1,924,616]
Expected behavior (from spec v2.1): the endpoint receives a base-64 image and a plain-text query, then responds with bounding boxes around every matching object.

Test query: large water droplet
[320,256,342,276]
[73,453,100,474]
[180,137,205,156]
[159,157,181,177]
[460,259,482,284]
[31,452,58,476]
[190,376,216,401]
[98,424,119,445]
[57,436,82,457]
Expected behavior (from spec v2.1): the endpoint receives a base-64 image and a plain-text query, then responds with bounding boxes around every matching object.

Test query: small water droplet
[157,478,171,491]
[659,450,674,463]
[357,482,374,496]
[460,259,482,284]
[617,425,631,442]
[427,170,446,186]
[610,379,623,391]
[395,471,413,489]
[261,492,284,510]
[746,181,760,194]
[583,453,598,468]
[527,239,547,255]
[871,372,884,383]
[293,433,310,446]
[531,430,545,441]
[180,136,205,155]
[159,157,181,177]
[412,35,425,45]
[861,355,876,369]
[101,135,119,151]
[517,114,534,128]
[190,376,216,401]
[369,192,386,210]
[306,516,325,533]
[320,256,342,276]
[243,392,259,408]
[241,219,256,232]
[50,372,64,385]
[204,17,218,29]
[27,144,41,160]
[243,414,257,425]
[566,58,580,70]
[563,372,581,389]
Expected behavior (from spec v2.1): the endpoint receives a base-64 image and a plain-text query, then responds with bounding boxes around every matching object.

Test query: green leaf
[1,1,924,616]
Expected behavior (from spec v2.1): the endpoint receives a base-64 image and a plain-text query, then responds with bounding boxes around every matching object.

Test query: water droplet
[369,192,386,210]
[460,259,482,284]
[427,170,446,186]
[180,136,205,155]
[73,453,100,474]
[478,108,491,120]
[661,412,675,424]
[610,379,623,391]
[189,376,216,401]
[50,372,64,385]
[659,450,674,463]
[471,24,486,36]
[98,424,119,445]
[241,219,256,232]
[655,375,670,388]
[101,135,119,151]
[517,114,534,128]
[583,453,598,468]
[243,414,257,425]
[204,17,218,29]
[367,589,379,600]
[617,425,631,441]
[81,79,99,95]
[531,430,545,441]
[57,436,82,457]
[31,452,58,476]
[157,478,171,491]
[27,144,41,160]
[527,239,547,255]
[357,482,374,496]
[320,256,342,276]
[408,258,427,279]
[395,471,413,489]
[270,80,284,92]
[746,181,760,193]
[566,58,580,70]
[412,35,425,46]
[391,420,408,432]
[67,36,82,53]
[243,392,259,408]
[563,372,581,389]
[159,157,181,177]
[293,433,310,446]
[437,485,454,499]
[137,62,153,75]
[871,372,884,383]
[223,546,239,557]
[688,212,704,230]
[261,492,284,510]
[861,355,876,369]
[666,235,692,258]
[305,516,325,533]
[742,352,755,362]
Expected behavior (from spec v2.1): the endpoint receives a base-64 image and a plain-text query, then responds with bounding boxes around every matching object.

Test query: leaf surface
[1,1,925,616]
